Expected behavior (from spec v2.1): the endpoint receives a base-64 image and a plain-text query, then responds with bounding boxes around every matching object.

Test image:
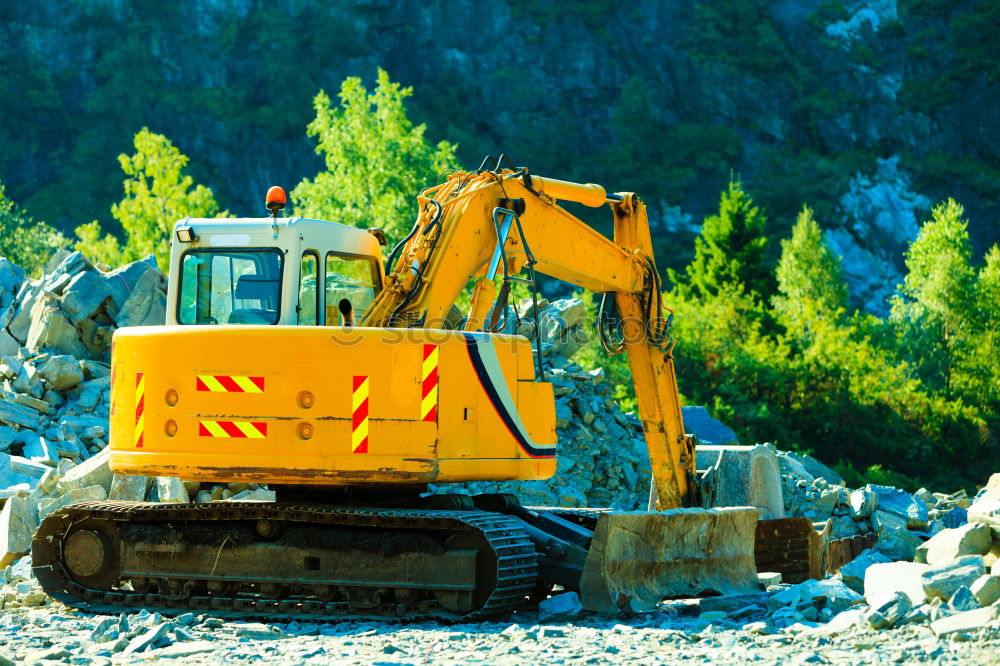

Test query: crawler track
[31,501,537,621]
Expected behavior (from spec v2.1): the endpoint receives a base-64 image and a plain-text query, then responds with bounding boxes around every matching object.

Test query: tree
[76,128,222,270]
[0,181,68,275]
[291,69,457,242]
[772,206,848,330]
[671,179,773,302]
[890,199,978,400]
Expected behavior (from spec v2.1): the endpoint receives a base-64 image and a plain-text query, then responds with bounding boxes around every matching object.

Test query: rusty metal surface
[755,517,878,583]
[32,501,537,621]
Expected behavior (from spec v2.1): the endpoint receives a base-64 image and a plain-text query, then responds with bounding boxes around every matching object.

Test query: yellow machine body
[109,325,556,485]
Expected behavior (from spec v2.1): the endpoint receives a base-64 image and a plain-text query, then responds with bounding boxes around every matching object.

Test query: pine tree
[773,206,848,329]
[673,179,773,301]
[291,69,457,242]
[890,199,978,400]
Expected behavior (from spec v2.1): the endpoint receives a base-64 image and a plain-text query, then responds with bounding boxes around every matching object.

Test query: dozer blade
[579,507,762,612]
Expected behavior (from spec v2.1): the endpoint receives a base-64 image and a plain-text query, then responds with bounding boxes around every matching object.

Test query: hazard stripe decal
[198,420,267,438]
[196,375,265,393]
[461,333,555,459]
[352,375,369,454]
[134,372,145,448]
[421,344,439,422]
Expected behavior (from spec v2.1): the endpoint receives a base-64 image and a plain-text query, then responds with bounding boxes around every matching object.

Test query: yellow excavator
[32,160,775,619]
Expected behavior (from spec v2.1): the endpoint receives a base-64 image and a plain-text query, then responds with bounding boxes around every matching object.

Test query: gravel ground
[2,601,998,665]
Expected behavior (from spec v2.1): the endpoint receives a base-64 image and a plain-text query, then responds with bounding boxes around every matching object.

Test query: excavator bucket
[578,507,762,612]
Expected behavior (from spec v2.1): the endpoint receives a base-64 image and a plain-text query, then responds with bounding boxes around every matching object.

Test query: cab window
[299,252,319,325]
[325,253,380,325]
[178,249,283,325]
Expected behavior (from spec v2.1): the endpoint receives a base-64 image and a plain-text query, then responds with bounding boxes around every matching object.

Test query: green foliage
[0,181,69,275]
[671,180,774,302]
[682,0,793,73]
[77,129,222,271]
[291,70,457,243]
[668,191,996,492]
[773,206,848,329]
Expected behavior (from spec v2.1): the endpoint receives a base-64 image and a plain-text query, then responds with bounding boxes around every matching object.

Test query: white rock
[37,485,107,521]
[538,592,585,622]
[156,477,189,504]
[0,494,34,567]
[864,561,929,607]
[922,523,992,566]
[969,575,1000,607]
[930,605,1000,637]
[57,447,112,494]
[921,555,986,601]
[109,474,152,502]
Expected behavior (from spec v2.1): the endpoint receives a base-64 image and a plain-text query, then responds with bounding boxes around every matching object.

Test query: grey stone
[37,485,107,521]
[0,258,24,294]
[875,521,921,561]
[682,406,739,445]
[968,498,1000,535]
[25,298,87,357]
[37,355,84,391]
[10,362,41,397]
[840,548,892,594]
[102,256,160,310]
[109,473,152,501]
[940,506,968,528]
[921,555,987,601]
[0,328,18,357]
[922,523,992,566]
[0,494,34,567]
[156,476,190,504]
[114,268,166,328]
[122,622,174,654]
[969,575,1000,607]
[699,593,767,615]
[866,590,913,629]
[948,585,980,612]
[7,283,41,344]
[538,591,585,622]
[61,270,113,322]
[930,605,1000,637]
[0,397,42,429]
[19,432,57,466]
[768,577,862,613]
[869,485,929,529]
[864,561,930,607]
[0,426,15,452]
[57,447,111,493]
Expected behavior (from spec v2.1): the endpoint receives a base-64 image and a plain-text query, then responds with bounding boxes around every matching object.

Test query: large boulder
[868,484,929,529]
[919,523,992,566]
[840,548,892,594]
[37,355,84,391]
[0,493,34,567]
[864,561,929,607]
[921,555,987,601]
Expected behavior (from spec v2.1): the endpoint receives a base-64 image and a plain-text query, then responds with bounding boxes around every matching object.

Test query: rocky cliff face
[2,0,998,312]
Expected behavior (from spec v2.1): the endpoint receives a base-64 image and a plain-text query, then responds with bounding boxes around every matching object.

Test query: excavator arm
[362,168,696,510]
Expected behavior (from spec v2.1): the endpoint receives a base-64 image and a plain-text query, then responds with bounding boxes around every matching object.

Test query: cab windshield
[178,249,283,325]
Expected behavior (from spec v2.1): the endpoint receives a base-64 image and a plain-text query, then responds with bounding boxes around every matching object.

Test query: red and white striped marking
[352,375,369,454]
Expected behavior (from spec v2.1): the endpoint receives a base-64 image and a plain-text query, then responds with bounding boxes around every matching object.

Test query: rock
[122,622,174,654]
[0,397,42,430]
[25,297,87,358]
[37,355,84,391]
[156,476,190,503]
[102,256,161,311]
[696,444,784,519]
[224,488,276,502]
[921,523,992,566]
[681,406,738,445]
[969,575,1000,607]
[109,474,152,501]
[768,577,862,613]
[37,485,107,521]
[866,590,913,630]
[869,484,929,529]
[864,561,930,607]
[114,268,166,328]
[0,494,34,567]
[921,555,986,601]
[930,605,1000,637]
[875,521,921,561]
[948,585,980,612]
[968,498,1000,535]
[60,271,113,323]
[538,592,585,622]
[758,572,782,586]
[56,446,111,493]
[840,548,892,594]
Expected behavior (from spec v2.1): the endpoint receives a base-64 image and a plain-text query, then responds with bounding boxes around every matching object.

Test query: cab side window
[299,252,319,325]
[325,253,380,325]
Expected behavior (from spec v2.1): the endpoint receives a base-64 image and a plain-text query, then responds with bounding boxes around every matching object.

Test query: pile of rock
[0,250,169,570]
[438,297,655,509]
